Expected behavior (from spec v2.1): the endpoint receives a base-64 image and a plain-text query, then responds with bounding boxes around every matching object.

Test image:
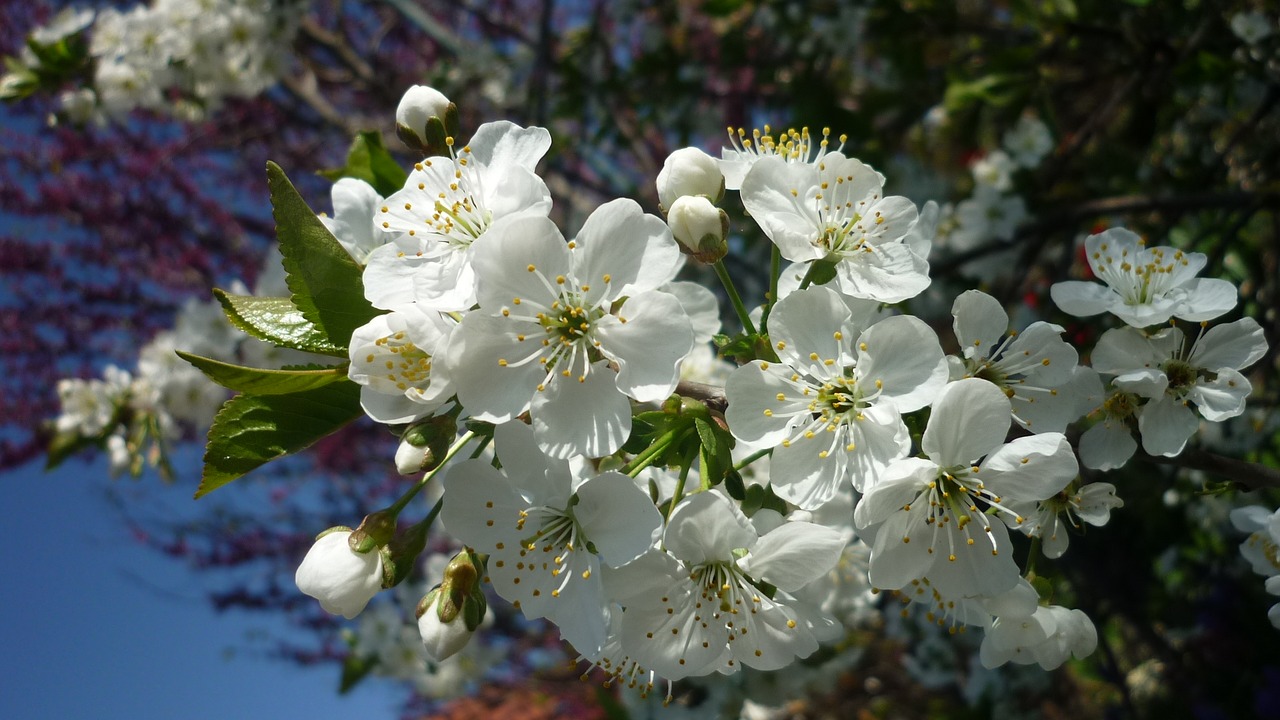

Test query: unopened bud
[395,85,459,155]
[395,415,457,475]
[656,147,725,211]
[295,527,383,619]
[415,551,487,661]
[667,195,729,263]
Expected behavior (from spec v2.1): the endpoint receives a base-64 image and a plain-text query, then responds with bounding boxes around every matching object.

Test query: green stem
[667,460,693,523]
[1025,536,1041,577]
[713,260,758,336]
[797,261,820,291]
[759,245,781,336]
[732,447,771,472]
[623,427,688,478]
[389,430,477,515]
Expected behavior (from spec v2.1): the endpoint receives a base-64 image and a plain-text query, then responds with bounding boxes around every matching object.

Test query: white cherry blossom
[856,379,1078,599]
[949,290,1085,433]
[347,306,455,425]
[1090,318,1268,457]
[364,121,553,311]
[980,605,1097,670]
[1008,482,1124,559]
[726,285,948,508]
[1051,228,1236,328]
[440,422,661,655]
[740,152,929,303]
[611,491,844,680]
[447,199,693,459]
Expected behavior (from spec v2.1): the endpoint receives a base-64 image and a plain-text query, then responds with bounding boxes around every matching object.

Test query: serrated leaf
[197,381,363,498]
[177,350,348,395]
[215,290,347,357]
[267,161,381,346]
[319,131,409,197]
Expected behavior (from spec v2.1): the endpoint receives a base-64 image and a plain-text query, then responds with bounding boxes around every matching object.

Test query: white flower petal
[724,361,803,446]
[1188,317,1267,371]
[573,198,680,305]
[596,290,693,403]
[439,459,529,549]
[1138,395,1200,457]
[979,433,1077,502]
[448,314,542,423]
[470,215,568,312]
[530,360,632,459]
[573,472,663,567]
[1176,278,1237,322]
[740,158,825,263]
[921,379,1011,466]
[664,491,756,565]
[952,290,1008,361]
[466,120,552,170]
[739,522,846,592]
[768,286,851,373]
[855,315,949,412]
[663,280,721,344]
[1049,281,1112,318]
[1078,420,1136,470]
[1188,368,1251,421]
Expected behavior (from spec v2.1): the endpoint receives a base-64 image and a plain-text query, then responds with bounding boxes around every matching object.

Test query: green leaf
[214,290,347,357]
[319,131,409,197]
[176,350,348,395]
[338,653,376,694]
[197,381,363,498]
[46,429,93,470]
[267,161,381,346]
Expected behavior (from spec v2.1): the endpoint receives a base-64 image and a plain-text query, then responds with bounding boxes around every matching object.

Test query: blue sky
[0,453,406,720]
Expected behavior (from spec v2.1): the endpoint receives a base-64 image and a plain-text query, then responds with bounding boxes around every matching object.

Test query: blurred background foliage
[3,0,1280,718]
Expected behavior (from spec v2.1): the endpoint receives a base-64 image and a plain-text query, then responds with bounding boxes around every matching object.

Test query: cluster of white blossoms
[51,83,1273,706]
[14,0,297,123]
[936,114,1054,279]
[271,91,1273,699]
[1231,506,1280,628]
[51,251,309,477]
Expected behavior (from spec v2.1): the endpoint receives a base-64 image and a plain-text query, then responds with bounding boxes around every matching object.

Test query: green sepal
[266,161,381,346]
[214,290,347,357]
[195,380,363,498]
[176,350,348,395]
[318,131,409,197]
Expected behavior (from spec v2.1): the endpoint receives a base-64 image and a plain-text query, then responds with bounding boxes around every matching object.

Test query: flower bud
[394,415,456,475]
[666,195,729,263]
[656,147,724,211]
[395,85,459,155]
[295,528,383,619]
[416,587,476,661]
[415,552,487,661]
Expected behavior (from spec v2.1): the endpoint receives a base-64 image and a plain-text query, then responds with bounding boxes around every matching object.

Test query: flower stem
[667,460,693,523]
[759,245,781,336]
[797,261,820,291]
[623,427,689,478]
[713,259,758,336]
[732,447,771,472]
[389,430,477,515]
